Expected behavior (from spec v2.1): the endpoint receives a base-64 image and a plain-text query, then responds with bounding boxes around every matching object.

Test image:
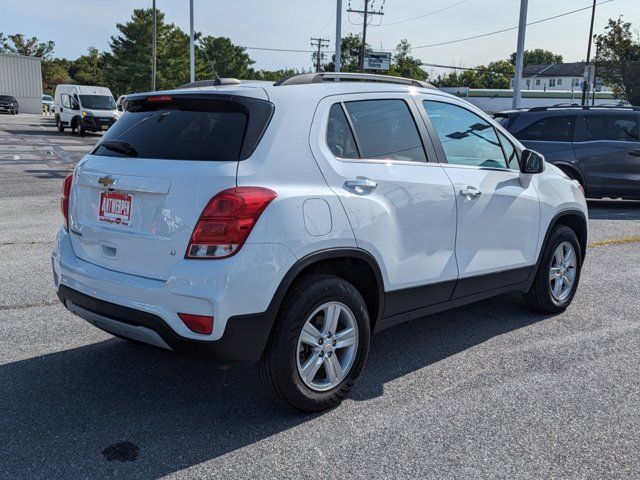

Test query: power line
[412,0,613,49]
[244,46,314,53]
[382,0,470,27]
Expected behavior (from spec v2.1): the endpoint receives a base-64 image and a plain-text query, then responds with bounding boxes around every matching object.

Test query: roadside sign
[363,52,391,71]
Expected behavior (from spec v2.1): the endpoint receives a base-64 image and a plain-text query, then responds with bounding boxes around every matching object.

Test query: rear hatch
[68,90,274,280]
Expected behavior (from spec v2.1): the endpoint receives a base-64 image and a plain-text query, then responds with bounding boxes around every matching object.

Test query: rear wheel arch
[271,249,385,333]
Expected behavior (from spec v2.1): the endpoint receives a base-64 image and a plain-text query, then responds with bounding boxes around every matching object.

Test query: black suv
[495,106,640,199]
[0,95,19,115]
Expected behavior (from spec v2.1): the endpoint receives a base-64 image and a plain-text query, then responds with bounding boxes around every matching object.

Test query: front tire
[523,225,582,313]
[259,274,371,412]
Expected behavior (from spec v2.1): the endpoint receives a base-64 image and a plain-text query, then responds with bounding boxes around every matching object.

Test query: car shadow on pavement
[24,169,73,179]
[587,200,640,220]
[0,293,550,479]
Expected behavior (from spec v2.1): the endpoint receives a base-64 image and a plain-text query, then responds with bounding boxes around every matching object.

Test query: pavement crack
[0,301,59,311]
[588,235,640,248]
[1,240,52,246]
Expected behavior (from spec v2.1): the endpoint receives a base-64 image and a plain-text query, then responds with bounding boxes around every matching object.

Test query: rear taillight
[178,313,214,335]
[186,187,277,259]
[61,174,73,230]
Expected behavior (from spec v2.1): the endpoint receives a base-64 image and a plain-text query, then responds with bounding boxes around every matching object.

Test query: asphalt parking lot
[1,113,639,480]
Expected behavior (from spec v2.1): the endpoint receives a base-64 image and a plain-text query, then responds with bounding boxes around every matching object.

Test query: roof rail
[274,72,434,89]
[177,78,242,89]
[527,104,639,112]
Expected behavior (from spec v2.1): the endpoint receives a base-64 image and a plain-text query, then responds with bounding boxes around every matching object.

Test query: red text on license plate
[98,191,132,226]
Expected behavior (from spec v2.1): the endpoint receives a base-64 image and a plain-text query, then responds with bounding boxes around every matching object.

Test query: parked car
[54,84,119,135]
[52,73,587,412]
[116,95,127,112]
[0,95,19,114]
[495,105,640,199]
[42,94,55,114]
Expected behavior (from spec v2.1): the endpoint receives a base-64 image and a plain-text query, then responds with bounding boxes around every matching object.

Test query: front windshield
[79,95,116,110]
[43,95,53,101]
[0,95,13,102]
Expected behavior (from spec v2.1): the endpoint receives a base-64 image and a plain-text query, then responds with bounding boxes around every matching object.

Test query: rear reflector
[178,313,214,335]
[61,174,73,230]
[186,187,277,259]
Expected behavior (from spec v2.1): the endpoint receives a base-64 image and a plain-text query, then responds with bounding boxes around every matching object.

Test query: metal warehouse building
[0,52,43,114]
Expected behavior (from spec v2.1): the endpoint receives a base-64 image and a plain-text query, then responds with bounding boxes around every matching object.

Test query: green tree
[432,61,514,89]
[509,49,563,67]
[71,47,107,86]
[42,58,72,95]
[388,39,427,81]
[0,33,55,58]
[249,68,308,82]
[595,17,640,105]
[197,36,254,79]
[325,34,368,72]
[103,8,193,95]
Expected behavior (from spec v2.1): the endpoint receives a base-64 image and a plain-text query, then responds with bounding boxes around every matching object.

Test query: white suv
[52,73,588,411]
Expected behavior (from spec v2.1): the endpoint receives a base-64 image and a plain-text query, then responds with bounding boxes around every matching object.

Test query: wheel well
[553,213,588,262]
[289,256,382,330]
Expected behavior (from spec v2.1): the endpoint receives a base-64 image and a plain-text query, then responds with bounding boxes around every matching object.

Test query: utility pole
[512,0,528,109]
[311,37,330,73]
[189,0,195,84]
[581,0,597,106]
[152,0,157,91]
[335,0,342,72]
[347,0,384,72]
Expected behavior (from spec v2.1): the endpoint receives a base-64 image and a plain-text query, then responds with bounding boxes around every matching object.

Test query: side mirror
[521,149,544,174]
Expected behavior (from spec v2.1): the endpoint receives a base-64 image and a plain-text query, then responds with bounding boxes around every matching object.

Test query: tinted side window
[327,103,359,159]
[497,131,520,170]
[583,114,639,142]
[423,100,507,169]
[344,100,426,162]
[516,115,576,142]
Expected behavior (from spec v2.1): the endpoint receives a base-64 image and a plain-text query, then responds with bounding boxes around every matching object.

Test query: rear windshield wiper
[101,140,138,157]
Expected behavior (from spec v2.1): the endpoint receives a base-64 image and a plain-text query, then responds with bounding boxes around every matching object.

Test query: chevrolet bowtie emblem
[98,176,117,188]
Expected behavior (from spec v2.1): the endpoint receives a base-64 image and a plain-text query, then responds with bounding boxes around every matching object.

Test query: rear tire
[523,225,582,314]
[259,274,371,412]
[56,116,65,132]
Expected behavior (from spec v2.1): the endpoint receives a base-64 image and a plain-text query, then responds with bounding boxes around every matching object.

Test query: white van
[54,85,119,135]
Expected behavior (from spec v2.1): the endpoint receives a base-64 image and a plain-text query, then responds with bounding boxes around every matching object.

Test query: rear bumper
[57,285,275,364]
[52,228,297,363]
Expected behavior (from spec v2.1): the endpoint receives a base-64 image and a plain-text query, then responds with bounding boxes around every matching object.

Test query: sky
[1,0,639,76]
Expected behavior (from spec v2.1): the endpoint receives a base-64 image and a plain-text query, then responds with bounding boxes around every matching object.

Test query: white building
[0,52,43,114]
[510,62,611,93]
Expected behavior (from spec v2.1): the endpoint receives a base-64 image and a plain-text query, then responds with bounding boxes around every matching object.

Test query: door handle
[628,149,640,157]
[60,107,63,112]
[460,186,482,200]
[344,177,377,194]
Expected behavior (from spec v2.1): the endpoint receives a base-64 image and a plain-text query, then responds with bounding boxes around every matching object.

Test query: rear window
[339,99,427,162]
[515,115,576,142]
[93,95,274,161]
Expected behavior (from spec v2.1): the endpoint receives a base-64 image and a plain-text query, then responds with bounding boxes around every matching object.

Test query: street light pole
[335,0,342,72]
[581,0,597,106]
[512,0,528,109]
[152,0,157,91]
[189,0,195,84]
